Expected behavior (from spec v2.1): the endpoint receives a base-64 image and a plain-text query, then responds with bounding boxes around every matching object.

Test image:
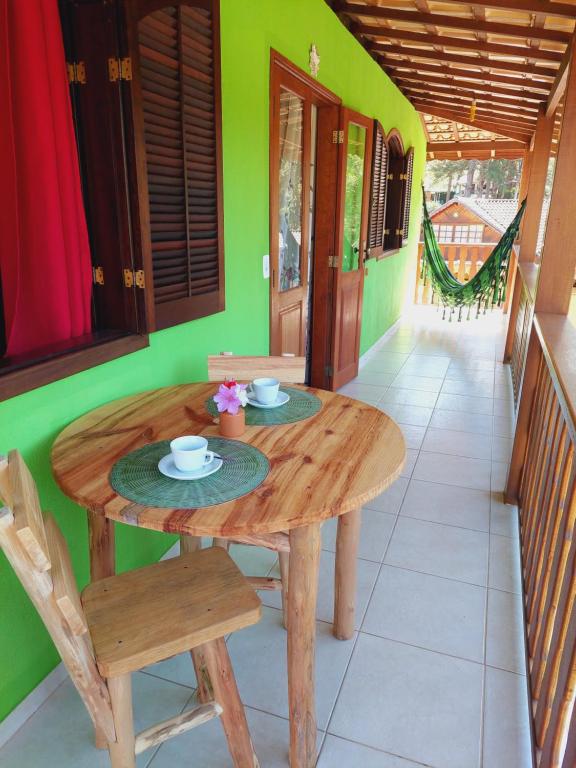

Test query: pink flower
[213,383,247,415]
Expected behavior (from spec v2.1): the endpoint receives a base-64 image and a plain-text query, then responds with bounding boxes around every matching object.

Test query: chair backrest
[0,451,115,742]
[207,354,306,383]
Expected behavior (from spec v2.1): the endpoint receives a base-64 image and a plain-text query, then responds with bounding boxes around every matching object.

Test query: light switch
[263,254,270,279]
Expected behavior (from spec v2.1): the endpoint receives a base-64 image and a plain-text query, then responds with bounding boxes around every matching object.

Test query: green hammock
[420,192,527,320]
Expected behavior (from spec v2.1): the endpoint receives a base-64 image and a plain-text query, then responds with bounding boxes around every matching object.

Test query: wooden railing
[508,314,576,768]
[414,241,515,307]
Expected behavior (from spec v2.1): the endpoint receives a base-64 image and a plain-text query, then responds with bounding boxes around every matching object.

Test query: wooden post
[535,51,576,314]
[334,507,362,640]
[288,523,321,768]
[87,512,115,582]
[519,107,555,264]
[107,675,136,768]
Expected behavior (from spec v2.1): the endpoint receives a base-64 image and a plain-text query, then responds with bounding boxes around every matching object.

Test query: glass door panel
[342,122,367,273]
[278,89,304,292]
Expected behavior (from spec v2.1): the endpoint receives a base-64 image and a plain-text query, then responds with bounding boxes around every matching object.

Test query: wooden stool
[0,450,261,768]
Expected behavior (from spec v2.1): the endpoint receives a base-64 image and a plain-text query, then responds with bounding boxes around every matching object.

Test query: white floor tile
[400,480,490,532]
[338,382,387,404]
[355,370,396,387]
[362,354,410,375]
[492,435,513,463]
[380,387,438,408]
[486,589,527,675]
[413,452,492,491]
[398,424,426,450]
[226,607,356,730]
[490,495,519,538]
[441,378,495,398]
[364,476,409,515]
[321,509,396,563]
[421,427,492,460]
[363,565,486,662]
[318,735,423,767]
[429,408,493,435]
[491,461,509,493]
[329,634,483,768]
[390,373,444,393]
[385,517,489,586]
[401,355,451,377]
[436,392,494,415]
[378,402,433,428]
[483,667,532,768]
[489,534,522,594]
[263,550,379,628]
[400,448,418,478]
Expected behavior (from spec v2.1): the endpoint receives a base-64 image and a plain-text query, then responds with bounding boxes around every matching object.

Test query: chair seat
[82,547,261,678]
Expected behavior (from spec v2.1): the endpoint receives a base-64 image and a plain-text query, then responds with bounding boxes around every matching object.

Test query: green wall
[0,0,425,723]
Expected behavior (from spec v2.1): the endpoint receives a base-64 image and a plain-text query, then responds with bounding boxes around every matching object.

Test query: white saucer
[246,390,290,409]
[158,453,223,480]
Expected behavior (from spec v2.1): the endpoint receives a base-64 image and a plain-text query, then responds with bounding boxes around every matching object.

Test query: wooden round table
[52,383,405,768]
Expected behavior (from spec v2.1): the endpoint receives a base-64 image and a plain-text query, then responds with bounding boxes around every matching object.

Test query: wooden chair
[202,354,306,627]
[0,450,261,768]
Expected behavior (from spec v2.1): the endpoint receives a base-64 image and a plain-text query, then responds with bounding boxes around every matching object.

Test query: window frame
[382,128,405,257]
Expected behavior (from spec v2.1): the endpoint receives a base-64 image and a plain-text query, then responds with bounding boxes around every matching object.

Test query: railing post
[505,325,541,505]
[534,48,576,314]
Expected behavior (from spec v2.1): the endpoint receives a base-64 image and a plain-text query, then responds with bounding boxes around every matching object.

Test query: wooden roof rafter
[327,0,576,146]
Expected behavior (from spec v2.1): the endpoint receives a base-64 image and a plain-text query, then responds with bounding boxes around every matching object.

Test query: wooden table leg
[87,511,115,582]
[334,507,361,641]
[287,524,321,768]
[180,534,202,554]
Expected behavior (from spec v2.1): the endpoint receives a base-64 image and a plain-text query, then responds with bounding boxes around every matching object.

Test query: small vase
[219,409,246,438]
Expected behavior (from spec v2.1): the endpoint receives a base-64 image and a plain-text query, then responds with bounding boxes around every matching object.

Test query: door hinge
[328,254,339,268]
[67,61,86,85]
[92,266,104,285]
[108,57,132,82]
[124,268,145,289]
[332,129,344,144]
[324,365,333,377]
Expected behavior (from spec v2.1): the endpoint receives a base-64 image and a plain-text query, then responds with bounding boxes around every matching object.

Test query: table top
[51,383,406,537]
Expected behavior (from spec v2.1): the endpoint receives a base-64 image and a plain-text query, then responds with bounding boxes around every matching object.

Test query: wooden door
[269,53,340,372]
[330,109,373,390]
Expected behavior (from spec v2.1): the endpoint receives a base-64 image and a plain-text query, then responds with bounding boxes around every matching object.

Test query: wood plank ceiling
[327,0,575,157]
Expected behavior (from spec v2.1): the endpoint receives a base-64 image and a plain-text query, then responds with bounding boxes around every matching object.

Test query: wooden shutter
[383,130,405,253]
[401,148,415,245]
[133,0,224,331]
[367,121,388,259]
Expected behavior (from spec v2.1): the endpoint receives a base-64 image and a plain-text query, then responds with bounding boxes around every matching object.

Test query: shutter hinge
[387,173,394,180]
[123,269,146,289]
[332,130,344,144]
[92,266,104,285]
[328,254,339,268]
[399,173,408,181]
[395,228,403,236]
[67,61,86,85]
[384,229,390,235]
[324,365,333,377]
[108,57,132,82]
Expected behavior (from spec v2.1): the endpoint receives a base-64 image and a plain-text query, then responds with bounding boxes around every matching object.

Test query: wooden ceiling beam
[427,139,527,152]
[375,45,557,78]
[382,58,552,92]
[436,0,576,21]
[391,69,546,103]
[411,102,533,141]
[402,88,539,122]
[394,76,542,111]
[336,2,572,44]
[410,95,537,127]
[428,148,526,158]
[547,38,574,115]
[357,25,565,63]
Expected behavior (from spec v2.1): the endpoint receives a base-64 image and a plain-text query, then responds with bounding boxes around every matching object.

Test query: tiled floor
[0,306,532,767]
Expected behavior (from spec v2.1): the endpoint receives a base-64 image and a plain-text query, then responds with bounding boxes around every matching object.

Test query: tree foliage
[426,158,522,199]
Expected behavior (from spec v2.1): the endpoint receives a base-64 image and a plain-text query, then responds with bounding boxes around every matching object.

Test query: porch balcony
[0,305,531,767]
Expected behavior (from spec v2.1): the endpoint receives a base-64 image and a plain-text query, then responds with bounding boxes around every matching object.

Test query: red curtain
[0,0,92,357]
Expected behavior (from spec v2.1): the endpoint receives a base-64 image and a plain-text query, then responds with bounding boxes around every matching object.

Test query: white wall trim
[358,316,402,370]
[0,540,182,749]
[0,662,68,748]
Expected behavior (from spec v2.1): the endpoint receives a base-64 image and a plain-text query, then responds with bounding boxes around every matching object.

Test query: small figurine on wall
[310,44,320,78]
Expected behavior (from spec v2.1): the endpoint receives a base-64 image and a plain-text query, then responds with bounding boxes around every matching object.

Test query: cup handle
[204,450,215,465]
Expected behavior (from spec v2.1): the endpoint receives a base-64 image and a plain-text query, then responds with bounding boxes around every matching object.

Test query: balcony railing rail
[507,312,576,768]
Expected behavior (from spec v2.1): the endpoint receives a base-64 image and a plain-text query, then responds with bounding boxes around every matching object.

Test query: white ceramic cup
[170,435,214,472]
[250,377,280,404]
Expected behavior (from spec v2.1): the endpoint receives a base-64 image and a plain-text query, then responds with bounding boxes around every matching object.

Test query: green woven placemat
[205,386,322,426]
[110,438,269,508]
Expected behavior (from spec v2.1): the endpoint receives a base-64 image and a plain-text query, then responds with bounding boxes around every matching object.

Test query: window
[400,147,414,245]
[383,130,405,253]
[432,224,484,244]
[0,0,224,399]
[367,121,388,259]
